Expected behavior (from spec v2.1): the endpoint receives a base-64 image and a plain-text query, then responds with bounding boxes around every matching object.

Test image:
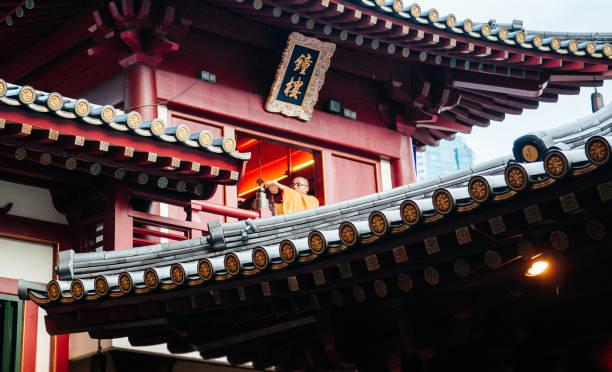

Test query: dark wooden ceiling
[0,1,90,63]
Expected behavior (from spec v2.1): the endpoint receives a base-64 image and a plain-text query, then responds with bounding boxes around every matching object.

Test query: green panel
[0,296,23,372]
[1,300,14,372]
[13,301,23,372]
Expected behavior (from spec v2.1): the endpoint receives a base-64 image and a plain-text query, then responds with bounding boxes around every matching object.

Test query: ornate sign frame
[265,32,335,121]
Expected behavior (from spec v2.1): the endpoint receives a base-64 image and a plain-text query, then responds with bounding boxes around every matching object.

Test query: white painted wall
[0,236,54,372]
[0,180,68,225]
[379,158,392,191]
[160,202,169,243]
[36,309,51,372]
[0,237,54,283]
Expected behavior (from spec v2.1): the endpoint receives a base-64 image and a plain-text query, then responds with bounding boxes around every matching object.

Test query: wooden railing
[128,210,208,247]
[128,203,260,247]
[81,185,262,251]
[190,200,260,220]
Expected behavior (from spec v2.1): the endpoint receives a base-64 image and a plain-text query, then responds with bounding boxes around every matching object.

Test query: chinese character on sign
[265,32,335,121]
[284,76,304,100]
[293,53,313,75]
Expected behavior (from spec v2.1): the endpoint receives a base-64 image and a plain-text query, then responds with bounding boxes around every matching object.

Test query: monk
[265,176,319,215]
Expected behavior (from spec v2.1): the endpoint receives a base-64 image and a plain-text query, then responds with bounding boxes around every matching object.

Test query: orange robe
[275,187,319,215]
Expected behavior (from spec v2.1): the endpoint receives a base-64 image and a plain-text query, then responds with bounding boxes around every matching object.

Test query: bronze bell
[254,186,269,210]
[592,90,604,113]
[254,178,269,210]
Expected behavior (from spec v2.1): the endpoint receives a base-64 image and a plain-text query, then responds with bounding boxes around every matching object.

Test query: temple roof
[200,0,612,148]
[3,1,612,151]
[211,0,612,69]
[19,101,612,307]
[0,79,249,161]
[348,1,612,61]
[0,79,250,197]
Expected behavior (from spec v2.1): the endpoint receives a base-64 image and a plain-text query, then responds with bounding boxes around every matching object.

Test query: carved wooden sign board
[265,32,335,121]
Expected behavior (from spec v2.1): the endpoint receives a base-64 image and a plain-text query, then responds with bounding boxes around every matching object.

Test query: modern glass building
[415,136,474,181]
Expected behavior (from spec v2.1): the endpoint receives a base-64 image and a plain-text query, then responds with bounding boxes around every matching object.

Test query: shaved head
[290,177,310,195]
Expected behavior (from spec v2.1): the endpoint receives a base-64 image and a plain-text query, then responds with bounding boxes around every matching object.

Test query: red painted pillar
[391,134,416,187]
[223,126,238,222]
[314,150,336,205]
[21,301,38,372]
[120,52,160,121]
[104,181,133,251]
[52,335,70,372]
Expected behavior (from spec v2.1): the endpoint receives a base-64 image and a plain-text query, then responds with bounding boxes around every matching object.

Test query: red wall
[158,29,389,129]
[331,155,379,201]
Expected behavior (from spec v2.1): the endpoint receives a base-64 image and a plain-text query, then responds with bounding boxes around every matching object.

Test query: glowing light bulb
[525,260,549,277]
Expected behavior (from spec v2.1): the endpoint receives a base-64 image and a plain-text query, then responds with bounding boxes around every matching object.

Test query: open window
[236,134,316,210]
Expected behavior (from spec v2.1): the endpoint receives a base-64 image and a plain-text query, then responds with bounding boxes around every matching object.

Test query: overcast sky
[415,0,612,162]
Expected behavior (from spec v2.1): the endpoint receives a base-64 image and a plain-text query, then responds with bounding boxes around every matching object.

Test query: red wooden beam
[132,227,187,241]
[447,108,490,127]
[459,100,506,121]
[419,115,472,134]
[410,128,438,146]
[455,88,540,109]
[191,200,260,220]
[0,277,18,295]
[128,209,208,231]
[582,64,611,73]
[559,61,584,71]
[430,88,461,114]
[429,129,455,141]
[451,70,548,97]
[543,85,580,95]
[403,108,437,124]
[460,94,523,115]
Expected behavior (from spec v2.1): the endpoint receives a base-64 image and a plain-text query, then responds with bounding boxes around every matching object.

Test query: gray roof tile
[24,102,612,305]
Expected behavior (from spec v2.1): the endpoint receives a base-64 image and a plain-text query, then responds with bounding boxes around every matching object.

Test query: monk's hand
[265,181,280,195]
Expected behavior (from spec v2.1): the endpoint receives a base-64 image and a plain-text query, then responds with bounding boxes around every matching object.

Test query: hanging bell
[591,89,604,113]
[254,186,269,210]
[254,178,269,210]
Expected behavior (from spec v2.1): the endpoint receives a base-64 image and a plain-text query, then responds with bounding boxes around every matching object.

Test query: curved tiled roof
[351,1,612,59]
[0,78,250,161]
[19,102,612,306]
[512,101,612,161]
[199,0,612,149]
